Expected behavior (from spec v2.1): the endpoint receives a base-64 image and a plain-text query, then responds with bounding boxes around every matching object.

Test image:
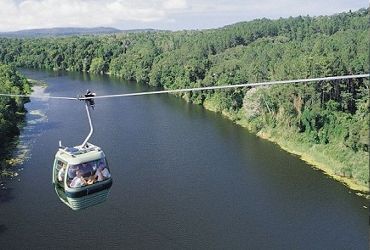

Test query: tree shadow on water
[0,186,14,203]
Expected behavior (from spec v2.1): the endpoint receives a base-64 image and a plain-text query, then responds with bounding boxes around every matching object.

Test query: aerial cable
[0,74,368,100]
[89,74,369,99]
[0,93,77,100]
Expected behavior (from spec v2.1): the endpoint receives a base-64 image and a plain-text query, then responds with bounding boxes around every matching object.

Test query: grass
[200,98,369,195]
[251,127,369,194]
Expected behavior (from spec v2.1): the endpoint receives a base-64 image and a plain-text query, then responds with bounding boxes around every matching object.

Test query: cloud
[0,0,188,31]
[187,0,365,16]
[0,0,366,31]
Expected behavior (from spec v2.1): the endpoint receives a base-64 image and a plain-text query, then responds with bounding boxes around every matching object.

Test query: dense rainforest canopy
[0,64,30,172]
[0,8,368,187]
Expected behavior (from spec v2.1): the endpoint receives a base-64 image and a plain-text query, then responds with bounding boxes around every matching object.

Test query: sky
[0,0,367,32]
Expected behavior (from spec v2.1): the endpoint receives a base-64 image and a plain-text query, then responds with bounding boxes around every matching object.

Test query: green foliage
[0,63,30,166]
[89,57,106,74]
[0,8,368,186]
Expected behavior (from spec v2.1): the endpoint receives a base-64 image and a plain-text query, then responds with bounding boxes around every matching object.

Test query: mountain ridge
[0,27,156,37]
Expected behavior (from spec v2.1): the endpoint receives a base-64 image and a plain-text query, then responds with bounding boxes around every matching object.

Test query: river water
[0,69,368,249]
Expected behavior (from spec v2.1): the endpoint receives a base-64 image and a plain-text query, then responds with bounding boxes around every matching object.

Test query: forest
[0,64,30,174]
[0,8,368,188]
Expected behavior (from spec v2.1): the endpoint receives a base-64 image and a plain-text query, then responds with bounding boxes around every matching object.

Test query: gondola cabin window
[55,160,67,187]
[67,159,111,188]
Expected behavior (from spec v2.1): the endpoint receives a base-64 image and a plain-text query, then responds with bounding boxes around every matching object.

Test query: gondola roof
[56,143,105,165]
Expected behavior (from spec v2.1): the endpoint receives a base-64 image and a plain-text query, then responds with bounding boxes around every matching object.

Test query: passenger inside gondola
[68,165,79,179]
[69,170,87,188]
[67,160,111,188]
[58,165,66,182]
[95,162,111,181]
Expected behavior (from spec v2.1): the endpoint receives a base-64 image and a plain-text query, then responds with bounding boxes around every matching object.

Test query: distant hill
[0,27,156,37]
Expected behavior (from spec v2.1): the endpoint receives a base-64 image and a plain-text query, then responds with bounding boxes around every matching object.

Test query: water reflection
[0,187,14,203]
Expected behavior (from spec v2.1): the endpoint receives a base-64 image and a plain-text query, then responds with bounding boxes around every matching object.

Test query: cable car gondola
[52,91,112,210]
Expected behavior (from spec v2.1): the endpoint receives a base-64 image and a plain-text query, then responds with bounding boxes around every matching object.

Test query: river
[0,69,368,249]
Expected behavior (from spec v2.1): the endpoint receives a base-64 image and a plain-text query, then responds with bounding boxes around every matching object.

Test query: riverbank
[202,97,369,197]
[0,79,44,177]
[0,121,27,177]
[0,65,31,177]
[0,141,29,178]
[27,78,48,87]
[255,130,369,195]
